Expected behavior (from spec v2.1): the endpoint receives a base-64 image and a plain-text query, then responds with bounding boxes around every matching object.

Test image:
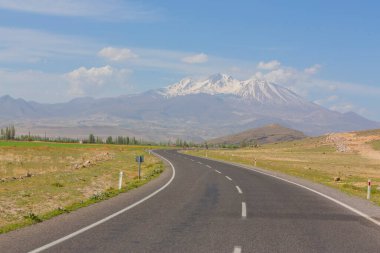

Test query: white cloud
[329,103,355,113]
[251,63,325,97]
[0,0,160,21]
[304,64,322,75]
[255,68,299,84]
[314,95,339,106]
[181,53,208,64]
[66,65,131,96]
[257,60,281,70]
[98,47,138,61]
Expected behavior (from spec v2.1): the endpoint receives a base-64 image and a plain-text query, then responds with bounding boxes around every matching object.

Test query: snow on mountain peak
[162,73,307,105]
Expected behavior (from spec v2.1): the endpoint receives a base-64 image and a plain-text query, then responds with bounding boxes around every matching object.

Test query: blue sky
[0,0,379,120]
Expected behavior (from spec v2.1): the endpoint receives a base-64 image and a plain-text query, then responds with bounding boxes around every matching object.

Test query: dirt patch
[326,132,380,161]
[71,152,115,170]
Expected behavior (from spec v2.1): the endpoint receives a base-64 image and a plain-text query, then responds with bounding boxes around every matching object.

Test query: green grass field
[184,136,380,206]
[0,141,164,233]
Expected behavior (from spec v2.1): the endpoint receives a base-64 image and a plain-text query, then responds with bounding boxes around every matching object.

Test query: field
[0,141,164,233]
[371,140,380,151]
[184,133,380,206]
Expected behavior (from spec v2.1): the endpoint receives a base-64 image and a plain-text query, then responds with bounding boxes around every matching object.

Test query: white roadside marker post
[254,158,257,167]
[367,179,371,200]
[118,171,123,190]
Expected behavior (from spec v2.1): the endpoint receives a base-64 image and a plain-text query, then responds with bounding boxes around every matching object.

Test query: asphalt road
[1,149,380,253]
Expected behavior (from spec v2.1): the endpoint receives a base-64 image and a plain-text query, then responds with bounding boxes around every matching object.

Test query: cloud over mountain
[181,53,208,64]
[66,65,131,96]
[98,47,138,62]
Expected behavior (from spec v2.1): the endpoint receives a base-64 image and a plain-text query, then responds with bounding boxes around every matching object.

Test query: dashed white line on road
[236,186,243,194]
[225,176,232,181]
[242,202,247,218]
[198,161,203,164]
[215,170,222,174]
[206,165,211,168]
[233,246,242,253]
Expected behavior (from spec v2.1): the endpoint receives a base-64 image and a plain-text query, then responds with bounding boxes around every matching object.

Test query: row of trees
[86,134,140,145]
[0,126,204,148]
[0,125,16,140]
[86,135,200,147]
[18,135,79,143]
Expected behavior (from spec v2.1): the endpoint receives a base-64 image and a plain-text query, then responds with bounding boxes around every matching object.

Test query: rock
[26,172,32,177]
[334,177,340,182]
[83,160,91,167]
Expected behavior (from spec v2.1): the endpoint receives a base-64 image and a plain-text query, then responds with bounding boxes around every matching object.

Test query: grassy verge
[0,141,165,233]
[183,137,380,206]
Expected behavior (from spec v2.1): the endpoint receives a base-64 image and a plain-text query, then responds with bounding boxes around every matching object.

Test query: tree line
[86,134,140,145]
[0,126,201,147]
[0,125,16,140]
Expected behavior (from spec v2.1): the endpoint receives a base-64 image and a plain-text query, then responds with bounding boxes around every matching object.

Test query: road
[1,149,380,252]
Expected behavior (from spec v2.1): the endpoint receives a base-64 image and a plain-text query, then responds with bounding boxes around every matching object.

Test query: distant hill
[208,124,307,146]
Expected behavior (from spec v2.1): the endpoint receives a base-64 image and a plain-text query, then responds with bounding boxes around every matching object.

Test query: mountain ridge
[0,74,379,141]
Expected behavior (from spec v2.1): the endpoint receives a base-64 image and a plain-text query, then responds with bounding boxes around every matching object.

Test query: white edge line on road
[242,202,247,218]
[28,151,176,253]
[194,155,380,227]
[247,166,380,226]
[236,186,243,194]
[215,170,222,174]
[233,246,242,253]
[226,176,232,181]
[206,165,211,168]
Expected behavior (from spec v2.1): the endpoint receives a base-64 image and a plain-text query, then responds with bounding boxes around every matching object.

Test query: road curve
[1,149,380,253]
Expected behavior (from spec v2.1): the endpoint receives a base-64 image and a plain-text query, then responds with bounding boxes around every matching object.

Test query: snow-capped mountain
[0,74,379,141]
[162,73,307,106]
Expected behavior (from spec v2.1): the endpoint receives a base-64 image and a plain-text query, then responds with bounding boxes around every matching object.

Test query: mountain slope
[0,74,379,141]
[208,124,307,146]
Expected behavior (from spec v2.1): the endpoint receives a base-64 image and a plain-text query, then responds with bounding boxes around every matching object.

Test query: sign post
[135,155,144,180]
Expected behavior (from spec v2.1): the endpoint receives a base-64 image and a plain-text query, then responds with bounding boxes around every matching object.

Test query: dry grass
[184,135,380,206]
[0,141,164,232]
[371,140,380,151]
